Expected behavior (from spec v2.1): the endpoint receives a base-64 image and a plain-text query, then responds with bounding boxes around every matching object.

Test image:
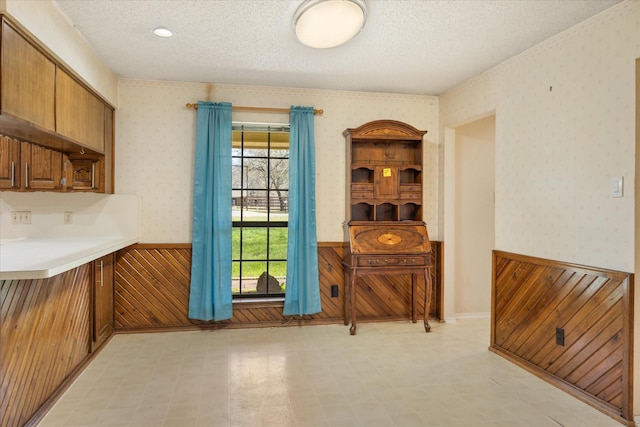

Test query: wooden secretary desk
[342,120,432,335]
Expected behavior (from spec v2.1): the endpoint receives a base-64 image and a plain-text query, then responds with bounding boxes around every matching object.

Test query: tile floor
[38,318,625,427]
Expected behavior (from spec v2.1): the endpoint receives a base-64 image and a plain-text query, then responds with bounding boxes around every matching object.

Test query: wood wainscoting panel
[114,242,442,331]
[0,264,92,427]
[114,244,192,328]
[491,250,633,425]
[114,244,346,329]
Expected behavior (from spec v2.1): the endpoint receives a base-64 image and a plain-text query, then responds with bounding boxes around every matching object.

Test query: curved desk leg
[411,274,417,323]
[349,270,357,335]
[424,267,432,333]
[344,268,351,326]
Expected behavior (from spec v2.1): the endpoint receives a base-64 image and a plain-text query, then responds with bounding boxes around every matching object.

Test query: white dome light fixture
[153,27,173,38]
[294,0,367,49]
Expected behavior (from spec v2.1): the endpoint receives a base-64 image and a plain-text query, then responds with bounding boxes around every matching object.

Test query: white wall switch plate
[11,211,31,224]
[611,176,623,198]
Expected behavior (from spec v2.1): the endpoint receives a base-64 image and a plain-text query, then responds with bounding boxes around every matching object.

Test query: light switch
[611,176,623,198]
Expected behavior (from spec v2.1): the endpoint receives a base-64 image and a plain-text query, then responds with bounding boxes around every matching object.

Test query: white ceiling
[52,0,621,96]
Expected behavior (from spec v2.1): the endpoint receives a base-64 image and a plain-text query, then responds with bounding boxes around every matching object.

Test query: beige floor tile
[36,319,625,427]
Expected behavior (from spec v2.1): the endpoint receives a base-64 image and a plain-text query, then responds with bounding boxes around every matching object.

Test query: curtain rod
[185,103,323,116]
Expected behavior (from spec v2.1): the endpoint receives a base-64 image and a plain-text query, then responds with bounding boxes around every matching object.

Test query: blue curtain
[283,106,322,316]
[188,101,233,321]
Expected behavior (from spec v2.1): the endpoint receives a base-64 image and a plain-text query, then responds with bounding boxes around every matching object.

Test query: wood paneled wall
[491,250,634,426]
[114,242,442,331]
[0,265,92,427]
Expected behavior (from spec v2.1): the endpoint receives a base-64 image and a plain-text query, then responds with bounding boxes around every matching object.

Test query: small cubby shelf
[400,203,422,221]
[352,202,374,222]
[375,203,399,222]
[399,167,422,185]
[352,166,374,184]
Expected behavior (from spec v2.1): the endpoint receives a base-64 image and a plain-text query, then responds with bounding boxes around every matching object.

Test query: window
[231,123,289,298]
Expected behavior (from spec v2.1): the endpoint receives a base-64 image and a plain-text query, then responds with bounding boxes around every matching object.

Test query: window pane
[232,227,240,259]
[232,197,241,222]
[269,228,288,259]
[270,149,289,159]
[269,261,286,293]
[244,148,268,158]
[231,190,255,222]
[245,158,269,189]
[244,190,268,221]
[269,190,288,222]
[232,160,246,190]
[269,157,289,190]
[232,261,241,293]
[257,264,284,294]
[241,261,267,294]
[241,227,267,258]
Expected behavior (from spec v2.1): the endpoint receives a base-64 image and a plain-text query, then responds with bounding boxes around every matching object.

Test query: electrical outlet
[11,211,31,224]
[64,212,73,225]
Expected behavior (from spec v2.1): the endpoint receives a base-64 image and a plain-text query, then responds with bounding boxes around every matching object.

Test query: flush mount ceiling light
[293,0,367,49]
[153,27,173,38]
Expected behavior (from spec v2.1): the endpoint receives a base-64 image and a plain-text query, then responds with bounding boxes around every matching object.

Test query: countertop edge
[0,238,138,280]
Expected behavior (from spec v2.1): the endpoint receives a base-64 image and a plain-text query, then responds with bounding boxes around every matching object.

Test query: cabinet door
[93,254,114,350]
[374,166,398,198]
[1,20,56,131]
[56,69,105,152]
[0,135,20,189]
[70,159,98,191]
[21,142,63,190]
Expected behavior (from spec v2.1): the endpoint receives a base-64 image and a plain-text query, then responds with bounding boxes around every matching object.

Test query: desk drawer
[400,192,421,200]
[352,191,373,199]
[357,256,427,267]
[352,183,373,192]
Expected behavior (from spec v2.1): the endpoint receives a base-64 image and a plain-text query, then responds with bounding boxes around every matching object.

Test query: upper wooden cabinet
[344,120,427,223]
[56,69,105,152]
[0,20,56,132]
[0,14,114,193]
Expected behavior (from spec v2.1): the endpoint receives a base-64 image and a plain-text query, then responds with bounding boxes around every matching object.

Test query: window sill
[233,297,285,307]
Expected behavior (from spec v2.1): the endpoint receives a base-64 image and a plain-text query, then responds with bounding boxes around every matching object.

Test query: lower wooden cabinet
[92,253,114,351]
[1,251,117,426]
[1,263,92,427]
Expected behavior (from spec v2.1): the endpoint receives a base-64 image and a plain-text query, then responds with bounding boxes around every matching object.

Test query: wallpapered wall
[115,82,439,243]
[439,1,639,274]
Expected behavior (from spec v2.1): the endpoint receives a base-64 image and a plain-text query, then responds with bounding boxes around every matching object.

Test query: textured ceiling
[52,0,621,95]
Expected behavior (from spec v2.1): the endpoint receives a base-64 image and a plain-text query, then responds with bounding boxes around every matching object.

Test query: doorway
[443,114,496,320]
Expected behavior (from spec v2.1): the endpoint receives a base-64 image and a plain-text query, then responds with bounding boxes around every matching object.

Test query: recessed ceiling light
[153,27,173,38]
[294,0,367,49]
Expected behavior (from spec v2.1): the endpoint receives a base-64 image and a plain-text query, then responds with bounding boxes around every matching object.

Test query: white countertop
[0,236,138,280]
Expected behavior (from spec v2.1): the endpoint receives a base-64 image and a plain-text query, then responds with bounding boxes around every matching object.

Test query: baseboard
[443,312,491,323]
